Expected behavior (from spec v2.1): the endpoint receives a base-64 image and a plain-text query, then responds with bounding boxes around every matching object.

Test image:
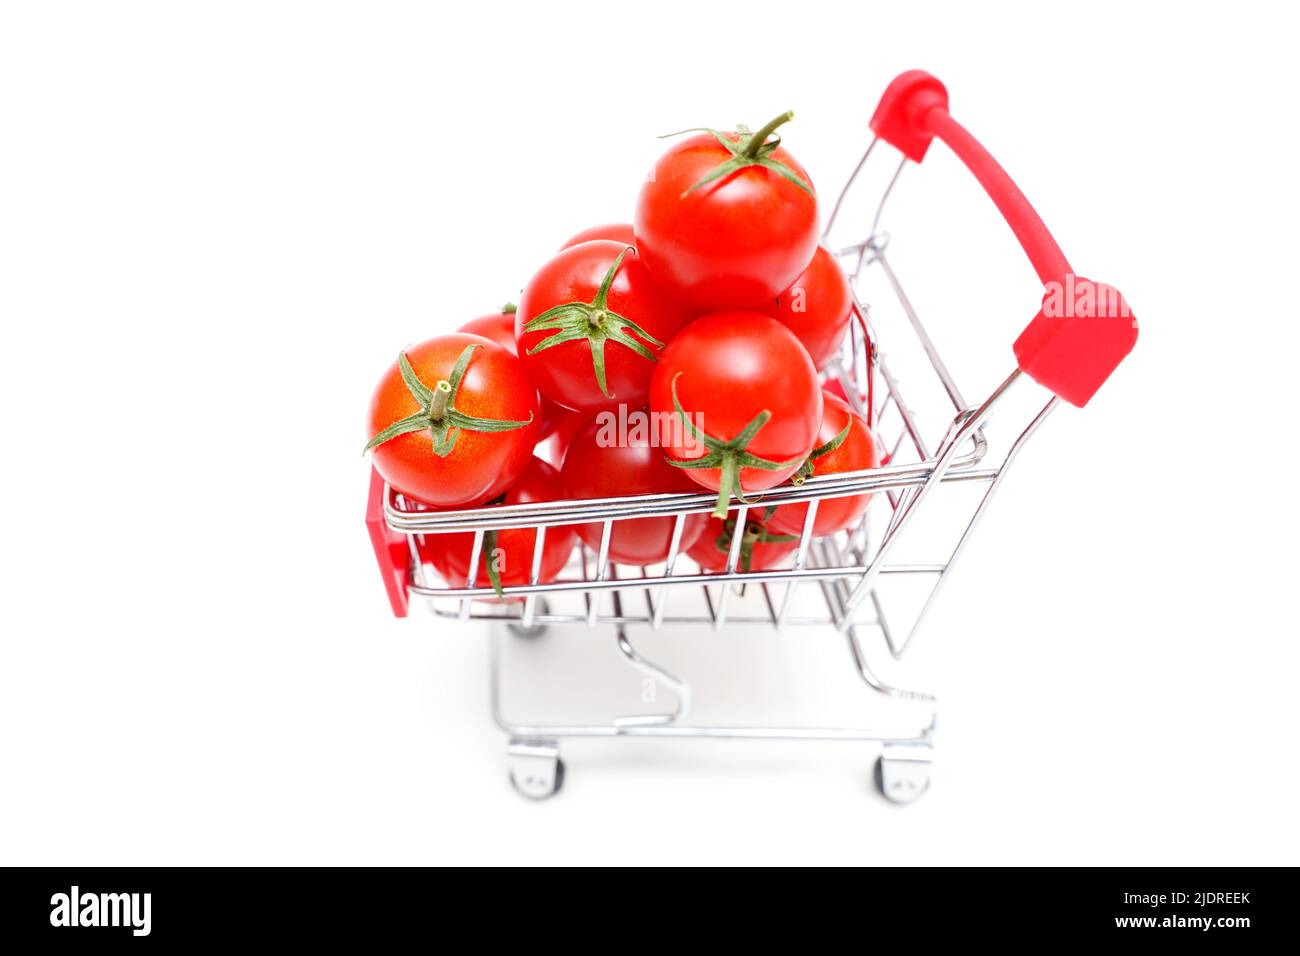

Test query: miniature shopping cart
[364,71,1137,802]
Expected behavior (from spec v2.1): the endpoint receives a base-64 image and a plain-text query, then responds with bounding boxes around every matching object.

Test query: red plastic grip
[870,71,1137,407]
[366,467,411,617]
[1013,278,1136,408]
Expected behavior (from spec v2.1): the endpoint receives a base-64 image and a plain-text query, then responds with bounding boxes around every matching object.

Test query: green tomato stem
[739,111,794,159]
[429,380,453,420]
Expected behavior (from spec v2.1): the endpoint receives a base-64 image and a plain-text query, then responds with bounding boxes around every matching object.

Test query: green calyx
[521,246,662,398]
[663,111,812,198]
[482,527,504,599]
[501,302,517,315]
[664,372,805,519]
[363,344,534,458]
[790,420,851,484]
[713,517,798,573]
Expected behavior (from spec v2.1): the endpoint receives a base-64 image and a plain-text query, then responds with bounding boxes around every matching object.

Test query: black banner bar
[0,866,1288,945]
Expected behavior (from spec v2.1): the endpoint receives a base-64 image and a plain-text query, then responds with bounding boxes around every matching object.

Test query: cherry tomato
[649,312,822,518]
[823,378,850,404]
[560,415,707,565]
[820,376,878,434]
[458,306,520,351]
[535,409,584,469]
[771,246,853,370]
[423,456,577,594]
[516,240,690,414]
[766,391,879,537]
[687,513,799,573]
[366,333,540,507]
[635,112,818,311]
[458,306,566,438]
[560,222,636,250]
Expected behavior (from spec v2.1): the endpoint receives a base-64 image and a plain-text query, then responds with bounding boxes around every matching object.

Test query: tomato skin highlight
[560,414,708,566]
[458,310,566,438]
[423,456,577,591]
[687,513,799,572]
[766,392,879,537]
[366,333,540,508]
[535,409,583,469]
[649,312,823,501]
[635,132,818,311]
[771,246,854,370]
[560,222,636,250]
[516,240,690,414]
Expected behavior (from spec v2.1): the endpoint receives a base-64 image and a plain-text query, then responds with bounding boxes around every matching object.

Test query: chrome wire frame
[389,135,1060,754]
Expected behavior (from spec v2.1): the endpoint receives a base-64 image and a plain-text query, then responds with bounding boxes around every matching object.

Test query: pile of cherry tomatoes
[365,112,879,594]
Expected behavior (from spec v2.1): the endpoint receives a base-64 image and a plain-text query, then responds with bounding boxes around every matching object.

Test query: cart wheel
[875,740,933,805]
[510,759,564,800]
[507,738,563,800]
[507,598,549,639]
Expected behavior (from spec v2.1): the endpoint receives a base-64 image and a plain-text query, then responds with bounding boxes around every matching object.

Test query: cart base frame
[491,616,937,803]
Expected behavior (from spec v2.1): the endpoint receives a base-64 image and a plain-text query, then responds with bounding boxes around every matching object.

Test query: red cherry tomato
[560,415,708,565]
[457,307,566,438]
[560,222,636,250]
[771,246,854,370]
[516,240,690,414]
[635,112,818,311]
[536,409,584,469]
[823,378,850,404]
[458,306,520,351]
[687,513,799,573]
[649,312,822,518]
[766,392,879,537]
[366,333,540,507]
[423,456,577,593]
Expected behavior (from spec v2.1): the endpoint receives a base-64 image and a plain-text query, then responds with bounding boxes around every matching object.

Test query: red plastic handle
[870,71,1137,407]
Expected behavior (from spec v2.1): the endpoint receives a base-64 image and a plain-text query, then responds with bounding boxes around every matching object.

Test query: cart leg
[507,738,564,800]
[875,738,933,804]
[507,598,549,639]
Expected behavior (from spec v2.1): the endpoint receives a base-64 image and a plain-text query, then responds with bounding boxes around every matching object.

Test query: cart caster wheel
[511,759,564,800]
[507,599,549,639]
[507,738,563,800]
[875,740,933,805]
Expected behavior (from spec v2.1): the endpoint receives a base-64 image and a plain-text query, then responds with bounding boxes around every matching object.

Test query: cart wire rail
[366,71,1137,801]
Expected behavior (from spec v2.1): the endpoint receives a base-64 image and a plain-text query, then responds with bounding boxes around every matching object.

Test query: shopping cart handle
[366,467,411,617]
[870,70,1137,407]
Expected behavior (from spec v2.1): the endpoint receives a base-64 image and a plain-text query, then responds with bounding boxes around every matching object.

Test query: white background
[2,1,1297,866]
